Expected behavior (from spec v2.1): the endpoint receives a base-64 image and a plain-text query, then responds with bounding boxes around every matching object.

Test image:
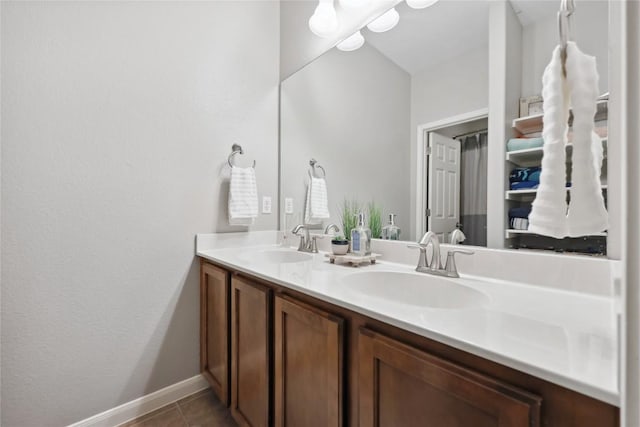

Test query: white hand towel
[528,45,571,238]
[228,166,258,226]
[528,42,608,238]
[304,176,330,224]
[565,42,608,236]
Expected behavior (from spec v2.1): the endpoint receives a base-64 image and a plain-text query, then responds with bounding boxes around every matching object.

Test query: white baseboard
[68,374,209,427]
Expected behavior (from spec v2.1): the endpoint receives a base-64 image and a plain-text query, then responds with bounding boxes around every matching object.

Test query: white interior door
[427,132,461,243]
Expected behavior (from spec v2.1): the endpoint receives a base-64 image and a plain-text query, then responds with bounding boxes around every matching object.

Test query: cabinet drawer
[358,328,541,427]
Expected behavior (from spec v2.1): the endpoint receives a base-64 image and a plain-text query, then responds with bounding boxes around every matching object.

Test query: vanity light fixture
[406,0,439,9]
[336,30,365,51]
[309,0,339,38]
[366,7,399,33]
[339,0,371,10]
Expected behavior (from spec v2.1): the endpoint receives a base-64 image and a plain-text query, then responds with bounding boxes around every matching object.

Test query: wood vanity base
[199,258,619,427]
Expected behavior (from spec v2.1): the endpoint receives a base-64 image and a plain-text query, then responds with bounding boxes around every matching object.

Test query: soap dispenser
[350,212,372,256]
[382,213,401,240]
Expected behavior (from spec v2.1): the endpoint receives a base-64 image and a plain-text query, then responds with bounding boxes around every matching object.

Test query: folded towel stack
[509,167,541,190]
[510,218,529,230]
[507,137,545,152]
[228,166,258,226]
[508,206,532,230]
[304,176,330,224]
[509,206,532,218]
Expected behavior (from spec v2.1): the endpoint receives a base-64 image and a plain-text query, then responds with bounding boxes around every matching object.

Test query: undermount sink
[241,248,313,264]
[341,271,489,309]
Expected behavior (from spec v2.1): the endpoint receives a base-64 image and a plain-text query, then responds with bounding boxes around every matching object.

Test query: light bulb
[339,0,371,10]
[309,0,339,38]
[406,0,438,9]
[366,8,399,33]
[337,31,365,51]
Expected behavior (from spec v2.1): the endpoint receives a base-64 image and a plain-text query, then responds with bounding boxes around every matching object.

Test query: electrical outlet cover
[262,196,272,214]
[285,197,294,214]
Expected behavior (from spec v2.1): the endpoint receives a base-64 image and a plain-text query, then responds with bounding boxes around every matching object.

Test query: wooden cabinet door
[274,295,344,427]
[231,276,271,427]
[358,328,541,427]
[200,262,230,405]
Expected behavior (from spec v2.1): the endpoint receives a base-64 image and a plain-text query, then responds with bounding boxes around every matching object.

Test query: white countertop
[196,232,619,406]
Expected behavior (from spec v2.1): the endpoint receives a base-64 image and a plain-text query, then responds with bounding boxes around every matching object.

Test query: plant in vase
[339,198,360,248]
[368,201,383,239]
[330,234,349,255]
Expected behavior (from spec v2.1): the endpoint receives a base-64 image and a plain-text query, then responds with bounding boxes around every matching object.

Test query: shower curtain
[459,132,488,246]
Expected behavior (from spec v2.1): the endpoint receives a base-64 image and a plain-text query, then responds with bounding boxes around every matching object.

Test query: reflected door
[428,132,461,243]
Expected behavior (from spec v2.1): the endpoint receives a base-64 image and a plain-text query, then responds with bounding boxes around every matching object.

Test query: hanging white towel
[228,166,258,226]
[528,42,608,238]
[304,176,330,224]
[528,45,571,238]
[564,42,608,236]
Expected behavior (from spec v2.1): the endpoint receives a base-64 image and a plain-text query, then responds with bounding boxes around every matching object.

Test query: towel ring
[309,158,326,178]
[228,143,256,168]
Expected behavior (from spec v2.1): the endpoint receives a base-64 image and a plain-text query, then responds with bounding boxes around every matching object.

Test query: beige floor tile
[176,388,212,406]
[120,404,187,427]
[177,389,236,427]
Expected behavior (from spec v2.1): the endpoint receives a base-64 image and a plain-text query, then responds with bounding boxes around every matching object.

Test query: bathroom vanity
[197,232,619,427]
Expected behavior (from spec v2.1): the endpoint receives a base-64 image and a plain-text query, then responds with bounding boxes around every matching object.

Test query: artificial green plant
[368,201,383,239]
[339,198,360,241]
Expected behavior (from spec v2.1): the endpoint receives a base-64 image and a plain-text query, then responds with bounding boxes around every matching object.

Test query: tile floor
[120,388,236,427]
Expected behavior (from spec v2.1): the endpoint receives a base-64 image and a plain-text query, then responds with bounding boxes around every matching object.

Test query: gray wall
[280,44,411,236]
[521,0,609,97]
[1,1,279,425]
[408,46,490,239]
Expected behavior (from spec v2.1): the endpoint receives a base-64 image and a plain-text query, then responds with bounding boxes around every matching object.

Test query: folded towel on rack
[506,137,545,152]
[510,181,539,191]
[304,176,330,225]
[509,167,541,183]
[228,166,258,226]
[528,42,608,238]
[509,206,532,219]
[509,218,529,230]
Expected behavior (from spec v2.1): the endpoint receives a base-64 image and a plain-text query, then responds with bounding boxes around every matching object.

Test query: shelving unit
[505,185,608,201]
[505,100,608,251]
[505,229,607,239]
[506,139,608,167]
[512,99,608,135]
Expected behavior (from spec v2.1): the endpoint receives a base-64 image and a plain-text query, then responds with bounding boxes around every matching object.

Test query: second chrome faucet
[292,224,319,253]
[409,231,473,278]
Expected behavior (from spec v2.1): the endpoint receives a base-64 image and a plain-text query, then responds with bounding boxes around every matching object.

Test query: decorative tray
[324,253,381,267]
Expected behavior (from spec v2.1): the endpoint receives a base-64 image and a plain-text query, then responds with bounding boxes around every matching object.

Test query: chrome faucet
[409,231,442,271]
[324,223,341,236]
[292,224,319,253]
[409,231,473,278]
[450,228,466,245]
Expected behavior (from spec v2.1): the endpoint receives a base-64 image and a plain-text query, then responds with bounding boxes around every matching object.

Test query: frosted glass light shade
[366,8,399,33]
[339,0,371,10]
[406,0,438,9]
[309,0,339,38]
[337,31,365,51]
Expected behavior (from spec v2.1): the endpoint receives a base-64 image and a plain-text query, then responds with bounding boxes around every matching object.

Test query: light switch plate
[285,198,294,214]
[262,196,272,214]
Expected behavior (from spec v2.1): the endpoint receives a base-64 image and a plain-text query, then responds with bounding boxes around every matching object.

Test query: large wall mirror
[280,0,610,255]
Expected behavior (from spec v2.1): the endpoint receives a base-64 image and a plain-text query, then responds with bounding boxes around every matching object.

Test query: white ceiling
[509,0,559,27]
[363,0,490,75]
[361,0,558,75]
